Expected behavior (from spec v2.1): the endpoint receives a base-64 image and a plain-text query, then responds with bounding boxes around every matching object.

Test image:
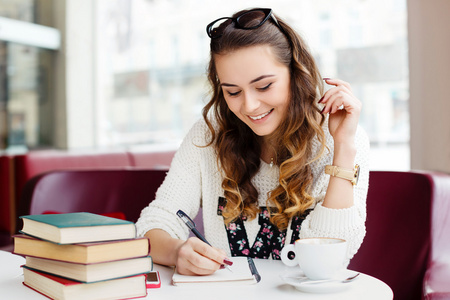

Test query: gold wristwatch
[325,164,360,186]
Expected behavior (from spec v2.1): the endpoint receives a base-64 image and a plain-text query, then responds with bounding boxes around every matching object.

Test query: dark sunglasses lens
[237,10,267,29]
[209,18,232,38]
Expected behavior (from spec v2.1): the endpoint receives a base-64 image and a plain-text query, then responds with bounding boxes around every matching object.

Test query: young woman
[136,8,369,276]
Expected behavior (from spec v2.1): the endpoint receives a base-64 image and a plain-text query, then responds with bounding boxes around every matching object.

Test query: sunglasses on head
[206,8,286,39]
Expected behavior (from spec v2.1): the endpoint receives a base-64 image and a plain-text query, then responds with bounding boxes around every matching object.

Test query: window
[95,0,409,170]
[0,1,56,151]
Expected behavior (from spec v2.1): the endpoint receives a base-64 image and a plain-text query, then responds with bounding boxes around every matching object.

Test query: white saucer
[280,269,358,293]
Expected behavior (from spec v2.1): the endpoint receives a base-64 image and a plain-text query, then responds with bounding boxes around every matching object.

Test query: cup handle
[280,244,298,267]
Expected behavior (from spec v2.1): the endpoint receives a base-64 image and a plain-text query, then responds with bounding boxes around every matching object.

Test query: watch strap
[325,165,359,185]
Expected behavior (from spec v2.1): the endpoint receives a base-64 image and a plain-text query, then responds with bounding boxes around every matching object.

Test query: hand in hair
[319,78,362,146]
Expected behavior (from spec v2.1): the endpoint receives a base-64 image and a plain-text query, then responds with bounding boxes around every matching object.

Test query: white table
[0,251,393,300]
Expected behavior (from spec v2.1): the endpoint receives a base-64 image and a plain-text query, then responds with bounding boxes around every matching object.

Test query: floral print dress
[217,197,311,259]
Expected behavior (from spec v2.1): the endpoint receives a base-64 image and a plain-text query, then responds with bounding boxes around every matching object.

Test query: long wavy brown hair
[202,9,326,231]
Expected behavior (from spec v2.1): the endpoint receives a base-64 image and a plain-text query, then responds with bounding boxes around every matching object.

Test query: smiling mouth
[249,109,274,120]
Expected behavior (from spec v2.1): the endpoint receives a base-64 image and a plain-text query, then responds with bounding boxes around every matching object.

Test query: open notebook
[172,257,259,286]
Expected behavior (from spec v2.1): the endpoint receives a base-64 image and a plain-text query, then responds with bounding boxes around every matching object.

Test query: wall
[408,0,450,173]
[53,0,96,149]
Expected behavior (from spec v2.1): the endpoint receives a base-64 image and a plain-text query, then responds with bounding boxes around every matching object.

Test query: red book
[23,268,147,300]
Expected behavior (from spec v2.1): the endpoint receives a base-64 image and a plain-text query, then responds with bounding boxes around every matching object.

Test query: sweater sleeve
[135,120,207,240]
[299,124,370,266]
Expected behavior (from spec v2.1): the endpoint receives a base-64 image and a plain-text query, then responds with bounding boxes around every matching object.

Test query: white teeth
[249,109,273,120]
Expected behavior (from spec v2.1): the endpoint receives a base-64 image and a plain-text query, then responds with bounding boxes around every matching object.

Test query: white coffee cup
[280,237,347,280]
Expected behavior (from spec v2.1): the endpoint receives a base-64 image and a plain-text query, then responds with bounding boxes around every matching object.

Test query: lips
[249,109,274,120]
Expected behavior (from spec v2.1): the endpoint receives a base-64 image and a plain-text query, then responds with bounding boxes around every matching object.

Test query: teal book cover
[20,212,133,228]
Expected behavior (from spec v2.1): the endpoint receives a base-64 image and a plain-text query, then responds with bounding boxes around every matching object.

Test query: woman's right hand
[145,229,230,275]
[175,237,229,275]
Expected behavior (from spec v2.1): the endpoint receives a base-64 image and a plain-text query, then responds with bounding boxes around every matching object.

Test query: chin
[249,127,276,137]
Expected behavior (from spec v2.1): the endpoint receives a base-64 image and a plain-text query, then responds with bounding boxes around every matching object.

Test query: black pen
[247,257,261,283]
[176,210,233,270]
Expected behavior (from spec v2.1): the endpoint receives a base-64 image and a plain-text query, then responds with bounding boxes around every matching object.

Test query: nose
[242,91,260,113]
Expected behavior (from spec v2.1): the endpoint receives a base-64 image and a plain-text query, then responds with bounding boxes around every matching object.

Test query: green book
[20,212,136,244]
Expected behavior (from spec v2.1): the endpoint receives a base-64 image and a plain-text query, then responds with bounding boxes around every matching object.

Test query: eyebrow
[220,75,275,87]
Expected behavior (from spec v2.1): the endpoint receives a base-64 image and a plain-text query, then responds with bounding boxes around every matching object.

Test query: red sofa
[18,169,168,224]
[423,172,450,300]
[0,148,177,248]
[348,171,450,300]
[0,155,13,247]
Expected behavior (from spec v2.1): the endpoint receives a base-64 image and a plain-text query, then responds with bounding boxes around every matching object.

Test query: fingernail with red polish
[220,264,226,269]
[223,258,233,266]
[318,96,324,103]
[321,107,326,114]
[323,77,331,80]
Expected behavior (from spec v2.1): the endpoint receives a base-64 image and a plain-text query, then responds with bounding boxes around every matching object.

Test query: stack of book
[14,212,152,300]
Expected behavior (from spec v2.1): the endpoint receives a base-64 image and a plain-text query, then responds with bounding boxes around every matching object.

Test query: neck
[260,140,276,165]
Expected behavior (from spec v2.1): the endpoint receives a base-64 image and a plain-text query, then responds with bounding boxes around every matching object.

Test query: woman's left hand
[319,78,362,145]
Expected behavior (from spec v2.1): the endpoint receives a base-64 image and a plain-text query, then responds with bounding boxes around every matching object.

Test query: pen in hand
[176,209,233,271]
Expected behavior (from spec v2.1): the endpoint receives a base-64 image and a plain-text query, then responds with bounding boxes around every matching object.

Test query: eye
[257,83,272,91]
[226,90,241,97]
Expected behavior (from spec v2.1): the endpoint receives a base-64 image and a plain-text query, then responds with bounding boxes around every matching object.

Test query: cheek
[271,90,290,110]
[224,98,240,115]
[281,88,291,109]
[274,95,291,119]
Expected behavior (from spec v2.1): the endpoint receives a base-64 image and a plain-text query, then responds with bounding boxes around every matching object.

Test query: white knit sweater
[136,117,370,264]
